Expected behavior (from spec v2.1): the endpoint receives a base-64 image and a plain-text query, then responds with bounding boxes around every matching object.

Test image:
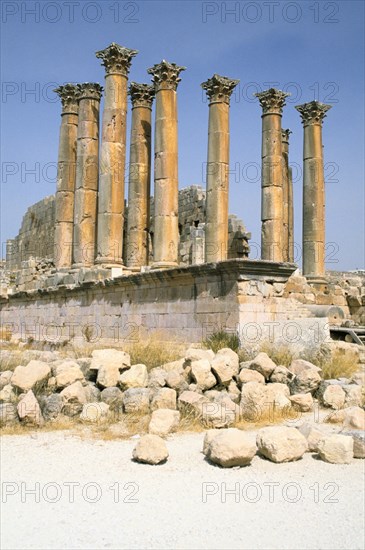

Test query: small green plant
[203,330,240,354]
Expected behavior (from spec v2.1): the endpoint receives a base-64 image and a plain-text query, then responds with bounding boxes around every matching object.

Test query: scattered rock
[150,388,177,411]
[0,403,19,426]
[249,352,276,380]
[148,367,167,388]
[257,426,308,463]
[132,434,169,465]
[238,368,265,385]
[100,387,124,410]
[0,384,16,403]
[297,422,326,452]
[211,348,239,386]
[289,393,313,412]
[17,390,43,426]
[41,394,64,421]
[90,349,130,372]
[80,402,110,423]
[202,429,221,456]
[0,370,13,389]
[185,347,215,362]
[342,384,363,407]
[289,359,322,394]
[270,365,294,384]
[201,397,239,428]
[97,364,120,388]
[322,385,346,409]
[148,409,180,437]
[84,383,101,403]
[60,381,88,417]
[123,388,150,414]
[343,407,365,430]
[11,360,51,392]
[178,390,207,415]
[342,430,365,459]
[191,359,217,390]
[317,434,353,464]
[119,364,148,389]
[206,428,257,467]
[165,370,188,393]
[54,360,85,389]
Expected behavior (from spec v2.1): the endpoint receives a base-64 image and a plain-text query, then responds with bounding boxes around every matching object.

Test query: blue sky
[1,0,364,269]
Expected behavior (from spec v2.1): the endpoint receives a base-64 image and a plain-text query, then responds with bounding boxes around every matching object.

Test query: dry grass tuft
[124,333,185,371]
[310,348,360,380]
[203,330,240,354]
[258,341,295,367]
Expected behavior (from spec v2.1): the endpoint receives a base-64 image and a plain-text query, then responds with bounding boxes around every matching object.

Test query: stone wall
[0,260,333,353]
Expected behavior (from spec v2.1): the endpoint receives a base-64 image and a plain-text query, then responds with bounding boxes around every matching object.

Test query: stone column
[288,166,294,262]
[147,60,186,269]
[255,88,290,262]
[126,83,155,270]
[281,128,292,262]
[95,43,138,266]
[72,83,103,268]
[296,100,331,279]
[53,84,79,269]
[201,74,239,263]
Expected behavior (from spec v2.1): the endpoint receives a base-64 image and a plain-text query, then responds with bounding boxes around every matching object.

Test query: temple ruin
[1,42,364,349]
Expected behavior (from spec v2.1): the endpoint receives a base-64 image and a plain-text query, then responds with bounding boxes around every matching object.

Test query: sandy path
[1,431,364,550]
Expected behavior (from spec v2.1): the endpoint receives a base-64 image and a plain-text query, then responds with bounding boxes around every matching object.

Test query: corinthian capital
[295,101,332,125]
[96,42,138,76]
[281,128,292,143]
[147,60,186,91]
[129,82,155,109]
[54,83,79,114]
[201,74,239,104]
[77,82,103,101]
[255,88,290,115]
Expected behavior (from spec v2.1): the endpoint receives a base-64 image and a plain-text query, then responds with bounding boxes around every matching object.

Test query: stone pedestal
[201,74,239,263]
[296,101,332,279]
[255,88,290,262]
[95,43,138,266]
[54,84,79,269]
[147,60,185,269]
[281,129,292,262]
[72,83,102,268]
[126,83,155,270]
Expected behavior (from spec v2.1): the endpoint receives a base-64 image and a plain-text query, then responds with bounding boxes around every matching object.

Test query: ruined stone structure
[4,41,361,351]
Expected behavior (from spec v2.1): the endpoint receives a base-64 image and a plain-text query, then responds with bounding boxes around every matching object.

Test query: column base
[94,256,124,267]
[151,261,179,270]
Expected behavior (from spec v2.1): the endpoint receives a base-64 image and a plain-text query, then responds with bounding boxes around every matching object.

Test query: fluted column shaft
[281,129,291,262]
[95,43,138,265]
[54,84,79,269]
[255,88,290,262]
[148,60,185,268]
[72,83,102,268]
[288,166,294,262]
[126,83,154,269]
[296,101,331,278]
[202,74,239,263]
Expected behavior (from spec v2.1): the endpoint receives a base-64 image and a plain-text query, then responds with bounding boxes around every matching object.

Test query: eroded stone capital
[54,83,79,114]
[147,60,186,91]
[295,101,332,125]
[77,82,103,101]
[201,74,239,104]
[96,42,138,76]
[129,82,155,109]
[255,88,290,115]
[281,128,292,143]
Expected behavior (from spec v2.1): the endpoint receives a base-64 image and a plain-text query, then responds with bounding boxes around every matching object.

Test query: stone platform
[0,259,336,352]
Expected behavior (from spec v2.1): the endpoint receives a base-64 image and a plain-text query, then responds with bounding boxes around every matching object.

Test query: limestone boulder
[17,390,43,426]
[257,426,308,463]
[191,359,217,390]
[0,384,16,403]
[238,368,265,386]
[342,430,365,459]
[80,402,110,423]
[84,383,101,403]
[343,407,365,430]
[202,429,221,456]
[76,357,93,380]
[165,370,188,393]
[132,434,169,465]
[297,422,326,452]
[317,434,353,464]
[201,396,239,428]
[148,367,167,388]
[322,385,346,409]
[123,388,150,414]
[270,365,294,385]
[265,383,291,408]
[211,348,239,386]
[150,388,177,411]
[184,347,215,362]
[0,403,19,426]
[11,360,51,392]
[148,409,180,437]
[90,349,130,372]
[289,393,313,412]
[119,364,148,389]
[0,370,13,389]
[227,380,241,403]
[97,364,120,388]
[289,359,322,394]
[206,428,257,467]
[60,381,88,417]
[178,391,207,415]
[100,387,124,410]
[342,384,363,407]
[351,372,365,386]
[54,360,85,389]
[41,394,64,421]
[249,352,276,380]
